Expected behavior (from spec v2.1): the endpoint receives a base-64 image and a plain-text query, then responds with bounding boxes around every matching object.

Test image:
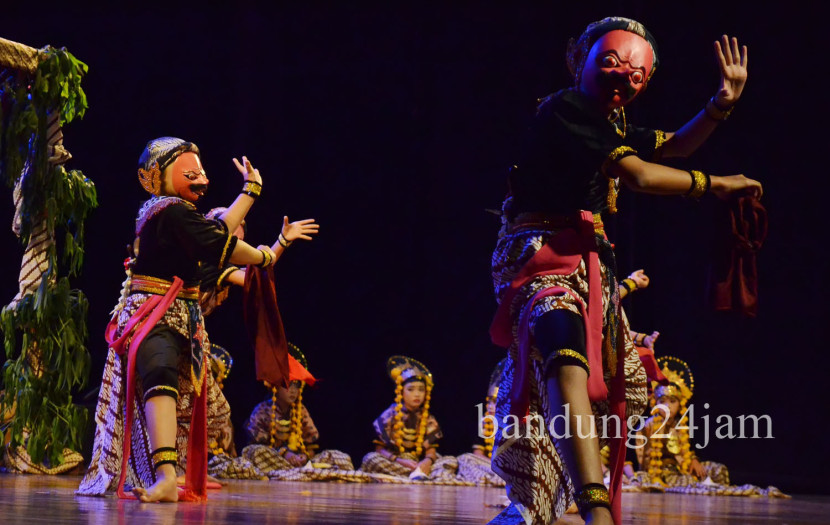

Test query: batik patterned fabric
[456,452,506,486]
[358,452,473,485]
[208,445,359,481]
[628,421,789,498]
[208,400,354,482]
[358,403,472,484]
[4,445,83,474]
[76,337,231,495]
[487,228,648,524]
[627,463,788,497]
[369,403,443,459]
[112,291,208,394]
[245,400,319,447]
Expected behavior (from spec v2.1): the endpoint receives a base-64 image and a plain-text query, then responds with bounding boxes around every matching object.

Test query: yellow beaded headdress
[137,136,200,196]
[266,342,312,454]
[387,355,431,385]
[652,356,694,402]
[387,355,433,457]
[480,358,507,459]
[647,356,695,478]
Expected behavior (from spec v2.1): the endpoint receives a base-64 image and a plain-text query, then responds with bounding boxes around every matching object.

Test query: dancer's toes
[134,476,178,502]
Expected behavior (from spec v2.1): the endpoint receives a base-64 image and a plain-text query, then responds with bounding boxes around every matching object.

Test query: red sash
[489,210,626,524]
[105,277,208,501]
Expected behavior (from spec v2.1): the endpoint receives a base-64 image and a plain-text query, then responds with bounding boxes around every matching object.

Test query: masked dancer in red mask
[489,17,761,525]
[78,137,291,502]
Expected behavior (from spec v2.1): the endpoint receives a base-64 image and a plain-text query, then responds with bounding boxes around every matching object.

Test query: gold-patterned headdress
[387,355,432,386]
[652,355,694,402]
[137,136,200,196]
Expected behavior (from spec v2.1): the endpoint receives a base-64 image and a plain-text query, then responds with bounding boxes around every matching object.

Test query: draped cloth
[243,266,290,387]
[708,196,767,317]
[243,265,316,386]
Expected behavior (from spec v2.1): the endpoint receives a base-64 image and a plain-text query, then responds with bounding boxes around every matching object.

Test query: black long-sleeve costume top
[133,197,238,288]
[508,88,665,218]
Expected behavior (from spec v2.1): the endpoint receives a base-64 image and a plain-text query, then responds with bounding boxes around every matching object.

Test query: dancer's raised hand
[714,35,748,108]
[232,155,262,186]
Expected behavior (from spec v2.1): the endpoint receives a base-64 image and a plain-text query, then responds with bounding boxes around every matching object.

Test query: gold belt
[508,212,604,236]
[130,274,200,300]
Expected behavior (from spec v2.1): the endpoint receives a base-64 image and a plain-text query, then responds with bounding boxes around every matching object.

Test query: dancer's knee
[136,327,181,401]
[533,309,589,378]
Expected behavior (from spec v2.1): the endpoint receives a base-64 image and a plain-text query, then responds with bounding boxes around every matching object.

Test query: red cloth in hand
[243,265,290,387]
[708,196,768,317]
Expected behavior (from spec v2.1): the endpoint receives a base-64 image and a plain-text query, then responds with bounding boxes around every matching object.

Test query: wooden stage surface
[1,473,827,524]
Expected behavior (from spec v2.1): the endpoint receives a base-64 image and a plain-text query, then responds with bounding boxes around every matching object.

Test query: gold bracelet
[257,246,273,267]
[686,170,708,199]
[151,447,178,471]
[242,180,262,198]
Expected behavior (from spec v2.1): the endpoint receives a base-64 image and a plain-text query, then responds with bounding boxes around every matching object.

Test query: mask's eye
[601,55,618,67]
[630,70,644,84]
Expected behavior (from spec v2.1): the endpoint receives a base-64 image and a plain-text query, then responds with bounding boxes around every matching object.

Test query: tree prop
[0,36,96,469]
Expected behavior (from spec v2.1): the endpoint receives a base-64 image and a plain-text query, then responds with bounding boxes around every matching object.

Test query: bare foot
[133,471,178,502]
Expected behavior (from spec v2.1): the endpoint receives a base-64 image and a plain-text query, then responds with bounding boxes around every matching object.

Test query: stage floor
[1,473,827,524]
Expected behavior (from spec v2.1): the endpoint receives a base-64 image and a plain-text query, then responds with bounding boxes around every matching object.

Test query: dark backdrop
[2,2,826,494]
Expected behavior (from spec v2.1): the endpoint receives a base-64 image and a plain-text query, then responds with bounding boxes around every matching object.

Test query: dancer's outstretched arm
[224,215,320,272]
[609,155,762,199]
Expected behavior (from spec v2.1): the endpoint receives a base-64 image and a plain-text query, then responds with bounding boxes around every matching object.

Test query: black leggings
[533,309,590,374]
[135,326,183,402]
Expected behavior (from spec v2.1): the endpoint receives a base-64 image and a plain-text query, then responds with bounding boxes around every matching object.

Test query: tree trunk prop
[0,36,96,471]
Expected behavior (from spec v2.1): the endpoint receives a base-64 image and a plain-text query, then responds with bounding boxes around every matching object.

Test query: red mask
[165,152,208,202]
[579,30,654,111]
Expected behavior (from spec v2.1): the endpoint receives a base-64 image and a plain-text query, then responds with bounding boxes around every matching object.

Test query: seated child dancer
[360,355,456,481]
[633,356,787,497]
[210,343,353,480]
[456,358,507,486]
[247,343,353,471]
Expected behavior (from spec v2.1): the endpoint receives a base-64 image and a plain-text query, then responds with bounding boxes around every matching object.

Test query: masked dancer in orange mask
[78,138,297,502]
